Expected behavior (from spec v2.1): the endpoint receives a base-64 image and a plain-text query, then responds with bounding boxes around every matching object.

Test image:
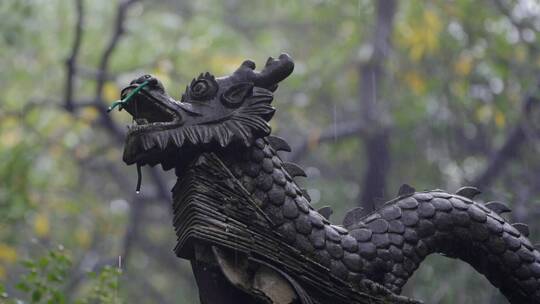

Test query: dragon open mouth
[121,84,181,133]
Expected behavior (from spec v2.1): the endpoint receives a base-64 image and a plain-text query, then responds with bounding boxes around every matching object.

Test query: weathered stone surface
[341,235,358,252]
[330,260,348,279]
[401,211,419,226]
[468,205,487,223]
[325,225,341,242]
[388,220,405,234]
[295,197,310,213]
[314,249,331,268]
[381,206,402,220]
[372,234,391,249]
[418,203,436,218]
[417,220,435,238]
[358,242,377,260]
[309,211,324,228]
[389,234,404,247]
[350,228,372,242]
[413,192,433,201]
[243,162,261,177]
[251,148,265,162]
[343,252,362,272]
[296,234,314,254]
[278,222,296,244]
[485,217,503,234]
[272,170,287,186]
[309,228,326,249]
[398,197,419,209]
[431,198,452,212]
[327,242,344,259]
[295,213,312,235]
[449,197,470,210]
[282,198,299,219]
[503,233,522,251]
[433,212,453,231]
[451,210,471,227]
[487,236,507,254]
[262,158,274,173]
[368,219,389,234]
[268,184,286,205]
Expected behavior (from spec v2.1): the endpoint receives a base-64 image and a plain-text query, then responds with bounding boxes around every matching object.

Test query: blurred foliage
[1,247,122,304]
[1,0,539,303]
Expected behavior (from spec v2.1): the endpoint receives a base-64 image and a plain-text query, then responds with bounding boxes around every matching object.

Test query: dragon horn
[254,53,294,91]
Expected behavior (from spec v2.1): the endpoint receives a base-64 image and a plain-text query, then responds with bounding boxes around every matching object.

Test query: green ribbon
[107,80,150,112]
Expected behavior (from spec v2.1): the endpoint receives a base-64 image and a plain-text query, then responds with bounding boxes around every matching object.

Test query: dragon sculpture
[116,54,540,303]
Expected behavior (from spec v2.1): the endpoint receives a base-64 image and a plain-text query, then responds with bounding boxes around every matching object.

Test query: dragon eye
[187,72,218,101]
[191,81,208,96]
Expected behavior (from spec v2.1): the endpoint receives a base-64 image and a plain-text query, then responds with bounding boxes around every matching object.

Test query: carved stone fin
[317,206,333,220]
[398,184,415,196]
[283,162,307,177]
[512,223,530,237]
[343,207,367,228]
[455,186,481,199]
[266,135,291,152]
[484,201,512,214]
[155,133,167,150]
[301,189,311,202]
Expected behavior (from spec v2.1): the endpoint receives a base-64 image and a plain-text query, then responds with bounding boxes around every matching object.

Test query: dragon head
[120,53,294,171]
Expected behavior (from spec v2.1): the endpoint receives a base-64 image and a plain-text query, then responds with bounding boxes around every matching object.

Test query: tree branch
[356,0,397,210]
[472,83,540,188]
[64,0,84,112]
[95,0,139,102]
[288,120,368,162]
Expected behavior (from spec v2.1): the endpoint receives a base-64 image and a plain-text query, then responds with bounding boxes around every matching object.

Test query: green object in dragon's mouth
[120,54,294,171]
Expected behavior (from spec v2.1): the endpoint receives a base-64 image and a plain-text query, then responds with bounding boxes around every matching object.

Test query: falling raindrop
[333,104,337,142]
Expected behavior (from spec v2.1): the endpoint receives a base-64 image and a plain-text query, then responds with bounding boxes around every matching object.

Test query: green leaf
[31,289,42,302]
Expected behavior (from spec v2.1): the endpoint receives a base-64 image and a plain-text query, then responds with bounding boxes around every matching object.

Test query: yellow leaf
[404,71,427,94]
[75,229,91,249]
[0,128,21,148]
[476,105,492,123]
[423,10,442,52]
[0,244,17,263]
[80,107,99,123]
[397,9,442,61]
[34,214,50,238]
[454,53,473,76]
[103,82,119,101]
[495,110,506,128]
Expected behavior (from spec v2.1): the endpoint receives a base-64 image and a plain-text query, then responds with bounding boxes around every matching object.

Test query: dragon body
[118,54,540,303]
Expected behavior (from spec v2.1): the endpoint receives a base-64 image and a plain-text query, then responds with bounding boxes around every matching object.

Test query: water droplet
[136,190,140,194]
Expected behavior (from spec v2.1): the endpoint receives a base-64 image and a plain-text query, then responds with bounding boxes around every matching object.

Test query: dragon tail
[345,187,540,303]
